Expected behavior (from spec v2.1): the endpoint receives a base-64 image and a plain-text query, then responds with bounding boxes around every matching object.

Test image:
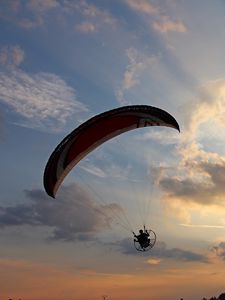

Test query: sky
[1,0,225,299]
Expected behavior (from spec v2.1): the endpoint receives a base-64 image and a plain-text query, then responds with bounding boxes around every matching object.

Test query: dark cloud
[158,160,225,206]
[114,238,208,262]
[0,183,118,241]
[159,176,212,205]
[212,242,225,260]
[151,242,208,262]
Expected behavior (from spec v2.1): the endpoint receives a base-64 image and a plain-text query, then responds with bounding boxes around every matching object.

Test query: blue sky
[1,1,225,299]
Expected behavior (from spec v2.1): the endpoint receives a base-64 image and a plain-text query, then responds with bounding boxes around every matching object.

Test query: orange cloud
[147,258,161,265]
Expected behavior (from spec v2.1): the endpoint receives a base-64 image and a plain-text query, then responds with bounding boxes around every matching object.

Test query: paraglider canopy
[44,105,180,198]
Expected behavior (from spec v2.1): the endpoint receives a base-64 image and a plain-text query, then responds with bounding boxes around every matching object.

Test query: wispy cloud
[0,45,25,68]
[5,0,21,13]
[79,159,135,181]
[135,128,180,144]
[116,47,157,105]
[181,223,225,229]
[69,0,117,35]
[153,17,187,33]
[66,0,117,26]
[0,110,4,141]
[79,163,107,178]
[0,69,88,131]
[0,0,60,29]
[125,0,187,34]
[1,0,117,31]
[27,0,59,14]
[0,184,121,241]
[125,0,159,15]
[75,22,97,33]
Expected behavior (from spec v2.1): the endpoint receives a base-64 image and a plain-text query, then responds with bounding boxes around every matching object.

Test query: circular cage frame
[134,229,156,252]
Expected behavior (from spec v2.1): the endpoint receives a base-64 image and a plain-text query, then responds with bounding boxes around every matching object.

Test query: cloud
[67,0,117,35]
[182,79,225,141]
[0,184,121,241]
[125,0,159,15]
[1,0,116,31]
[212,242,225,260]
[0,110,4,141]
[67,0,117,26]
[153,17,187,33]
[16,19,40,29]
[151,242,208,262]
[114,238,208,262]
[0,69,88,131]
[181,223,225,229]
[0,45,25,68]
[0,0,60,29]
[125,0,187,34]
[19,0,60,28]
[5,0,21,13]
[151,78,225,222]
[26,0,59,14]
[156,159,225,223]
[147,258,161,265]
[116,47,157,105]
[79,160,133,180]
[135,128,180,144]
[75,22,97,33]
[79,163,107,178]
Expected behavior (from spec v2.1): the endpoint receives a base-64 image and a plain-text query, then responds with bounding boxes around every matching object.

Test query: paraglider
[43,105,180,252]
